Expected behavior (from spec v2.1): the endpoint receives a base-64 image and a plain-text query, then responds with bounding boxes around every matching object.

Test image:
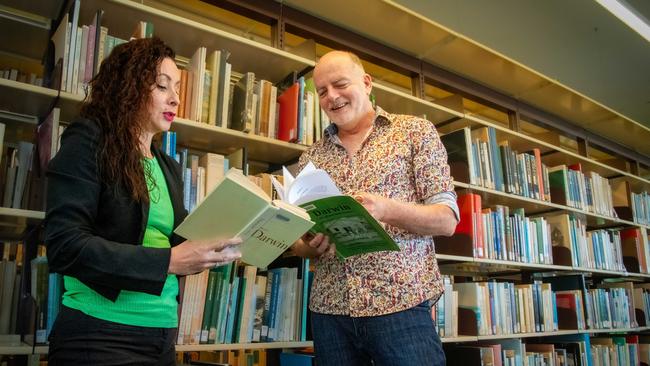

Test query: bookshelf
[171,118,307,164]
[0,341,313,355]
[371,81,462,124]
[0,208,44,241]
[0,78,82,122]
[2,0,650,364]
[78,0,314,82]
[0,344,48,356]
[0,5,51,61]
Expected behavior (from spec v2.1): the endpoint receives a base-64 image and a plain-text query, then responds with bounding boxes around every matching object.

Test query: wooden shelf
[474,258,570,272]
[436,257,573,276]
[171,118,307,164]
[584,327,650,335]
[436,253,474,263]
[477,330,580,341]
[174,341,313,352]
[573,267,628,278]
[440,336,479,343]
[441,327,650,344]
[0,78,82,122]
[1,0,64,19]
[434,253,650,279]
[0,0,51,60]
[0,341,312,355]
[0,344,48,355]
[373,82,462,124]
[79,0,314,83]
[0,207,44,241]
[0,78,58,119]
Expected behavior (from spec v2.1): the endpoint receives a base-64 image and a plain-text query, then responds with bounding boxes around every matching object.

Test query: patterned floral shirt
[299,106,458,317]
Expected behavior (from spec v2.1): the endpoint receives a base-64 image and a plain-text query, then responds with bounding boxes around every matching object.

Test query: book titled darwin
[272,162,400,259]
[174,169,314,268]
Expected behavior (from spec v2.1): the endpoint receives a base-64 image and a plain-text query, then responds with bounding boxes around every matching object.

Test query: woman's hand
[168,237,242,275]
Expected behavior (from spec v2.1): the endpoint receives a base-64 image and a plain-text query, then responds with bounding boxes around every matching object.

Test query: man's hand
[354,192,391,222]
[291,233,335,259]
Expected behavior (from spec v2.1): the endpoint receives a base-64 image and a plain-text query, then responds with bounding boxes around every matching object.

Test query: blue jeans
[311,300,445,366]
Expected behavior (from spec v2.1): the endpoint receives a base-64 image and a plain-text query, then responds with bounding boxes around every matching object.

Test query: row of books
[433,275,458,338]
[449,280,557,337]
[467,127,552,203]
[434,275,650,339]
[0,68,43,87]
[580,229,626,272]
[1,107,64,211]
[50,0,144,95]
[180,350,314,366]
[442,127,620,220]
[585,287,634,330]
[437,194,632,272]
[542,278,650,333]
[0,259,20,336]
[630,191,650,226]
[160,133,248,214]
[591,336,643,366]
[1,135,34,210]
[443,336,589,366]
[441,193,555,264]
[445,334,650,366]
[27,254,311,347]
[177,46,328,146]
[29,257,63,343]
[178,151,230,214]
[549,163,615,218]
[50,0,329,147]
[177,258,310,346]
[612,177,650,226]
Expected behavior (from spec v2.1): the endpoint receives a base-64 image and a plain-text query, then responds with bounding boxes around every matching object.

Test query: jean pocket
[414,299,431,311]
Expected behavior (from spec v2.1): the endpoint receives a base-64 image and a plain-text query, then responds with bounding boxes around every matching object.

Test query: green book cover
[273,162,400,259]
[199,269,218,344]
[300,195,399,259]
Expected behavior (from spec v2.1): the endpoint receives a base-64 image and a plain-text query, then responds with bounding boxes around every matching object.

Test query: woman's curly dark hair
[81,37,175,203]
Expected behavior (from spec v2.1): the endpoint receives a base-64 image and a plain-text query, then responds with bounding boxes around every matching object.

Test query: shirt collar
[323,106,392,139]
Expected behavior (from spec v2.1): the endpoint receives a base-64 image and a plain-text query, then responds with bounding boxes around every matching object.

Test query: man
[291,50,459,366]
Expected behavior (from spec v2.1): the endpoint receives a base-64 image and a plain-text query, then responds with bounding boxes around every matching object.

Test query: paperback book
[272,162,399,259]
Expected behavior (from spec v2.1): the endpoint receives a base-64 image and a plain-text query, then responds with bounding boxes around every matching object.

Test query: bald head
[315,51,366,79]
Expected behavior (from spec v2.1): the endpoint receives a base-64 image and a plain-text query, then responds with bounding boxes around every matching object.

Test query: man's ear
[363,73,373,94]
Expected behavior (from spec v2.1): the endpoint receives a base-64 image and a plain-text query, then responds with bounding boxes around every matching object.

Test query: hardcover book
[174,169,314,268]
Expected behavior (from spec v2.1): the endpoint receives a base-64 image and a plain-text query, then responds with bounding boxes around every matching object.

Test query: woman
[45,37,240,365]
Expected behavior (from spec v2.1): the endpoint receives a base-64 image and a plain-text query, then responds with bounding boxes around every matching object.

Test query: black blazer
[45,118,188,302]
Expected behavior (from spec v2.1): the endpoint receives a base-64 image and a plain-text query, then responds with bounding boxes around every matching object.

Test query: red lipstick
[163,112,176,122]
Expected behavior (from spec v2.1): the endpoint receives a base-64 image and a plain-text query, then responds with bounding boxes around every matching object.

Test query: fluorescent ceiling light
[595,0,650,43]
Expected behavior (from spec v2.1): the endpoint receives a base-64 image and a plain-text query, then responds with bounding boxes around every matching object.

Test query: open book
[272,162,399,259]
[174,169,314,268]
